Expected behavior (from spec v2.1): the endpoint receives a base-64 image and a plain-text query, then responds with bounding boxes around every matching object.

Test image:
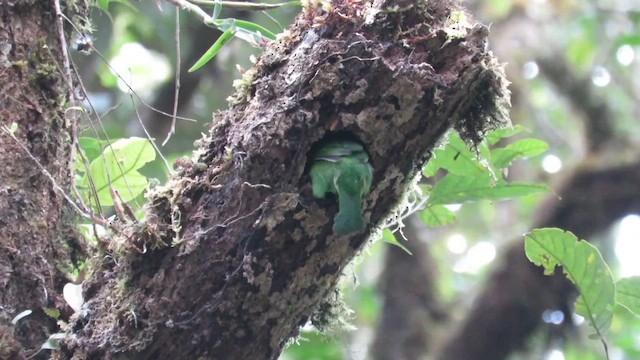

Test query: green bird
[310,140,373,236]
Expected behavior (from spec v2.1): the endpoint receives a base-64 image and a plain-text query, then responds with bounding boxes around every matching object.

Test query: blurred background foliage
[77,0,640,359]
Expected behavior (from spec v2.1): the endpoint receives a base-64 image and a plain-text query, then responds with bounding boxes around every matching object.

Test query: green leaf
[43,307,60,319]
[419,205,456,227]
[382,229,412,255]
[525,228,615,338]
[491,138,549,168]
[232,20,276,40]
[211,18,276,40]
[429,174,550,205]
[486,124,526,145]
[79,137,109,163]
[79,137,155,207]
[429,132,488,177]
[189,29,235,73]
[77,137,110,174]
[423,156,439,177]
[208,18,276,45]
[97,0,109,10]
[617,277,640,317]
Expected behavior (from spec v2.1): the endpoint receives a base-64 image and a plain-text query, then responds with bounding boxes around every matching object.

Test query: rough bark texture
[0,1,87,359]
[64,0,509,359]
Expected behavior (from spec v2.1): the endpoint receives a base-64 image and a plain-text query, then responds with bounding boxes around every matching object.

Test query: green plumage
[310,141,373,235]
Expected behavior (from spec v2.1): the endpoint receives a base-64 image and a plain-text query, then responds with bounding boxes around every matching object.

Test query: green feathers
[310,141,373,235]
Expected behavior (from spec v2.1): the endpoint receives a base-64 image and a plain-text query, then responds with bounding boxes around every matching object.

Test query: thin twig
[60,13,198,124]
[42,45,112,219]
[189,0,300,10]
[130,94,173,174]
[53,0,83,214]
[163,8,182,146]
[1,126,106,227]
[164,0,212,23]
[53,0,73,100]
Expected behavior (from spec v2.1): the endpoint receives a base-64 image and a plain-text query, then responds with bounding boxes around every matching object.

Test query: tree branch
[65,1,509,358]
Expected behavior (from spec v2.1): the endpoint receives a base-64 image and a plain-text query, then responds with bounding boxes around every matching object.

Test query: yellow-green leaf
[420,205,456,227]
[617,277,640,317]
[525,228,615,339]
[382,229,412,255]
[79,137,155,207]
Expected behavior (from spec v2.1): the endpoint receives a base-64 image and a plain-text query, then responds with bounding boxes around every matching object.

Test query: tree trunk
[372,216,445,360]
[1,0,510,359]
[0,1,88,359]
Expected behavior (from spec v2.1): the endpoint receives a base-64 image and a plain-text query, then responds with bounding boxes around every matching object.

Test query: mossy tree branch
[64,0,509,359]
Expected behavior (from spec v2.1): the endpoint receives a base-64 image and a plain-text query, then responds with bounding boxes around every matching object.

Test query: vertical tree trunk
[0,1,87,359]
[372,216,444,360]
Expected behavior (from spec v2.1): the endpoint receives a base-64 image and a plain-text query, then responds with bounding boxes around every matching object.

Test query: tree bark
[0,0,509,359]
[0,1,88,359]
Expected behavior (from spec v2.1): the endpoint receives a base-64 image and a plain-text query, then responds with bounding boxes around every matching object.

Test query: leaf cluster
[419,126,550,227]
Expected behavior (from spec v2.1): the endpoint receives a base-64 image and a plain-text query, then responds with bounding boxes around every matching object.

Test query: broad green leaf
[491,138,549,168]
[382,229,412,255]
[78,137,109,163]
[420,205,456,227]
[423,156,439,177]
[525,228,615,338]
[429,174,550,205]
[77,137,108,174]
[189,29,235,73]
[97,0,109,10]
[79,137,155,207]
[429,132,488,177]
[617,277,640,317]
[486,124,526,145]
